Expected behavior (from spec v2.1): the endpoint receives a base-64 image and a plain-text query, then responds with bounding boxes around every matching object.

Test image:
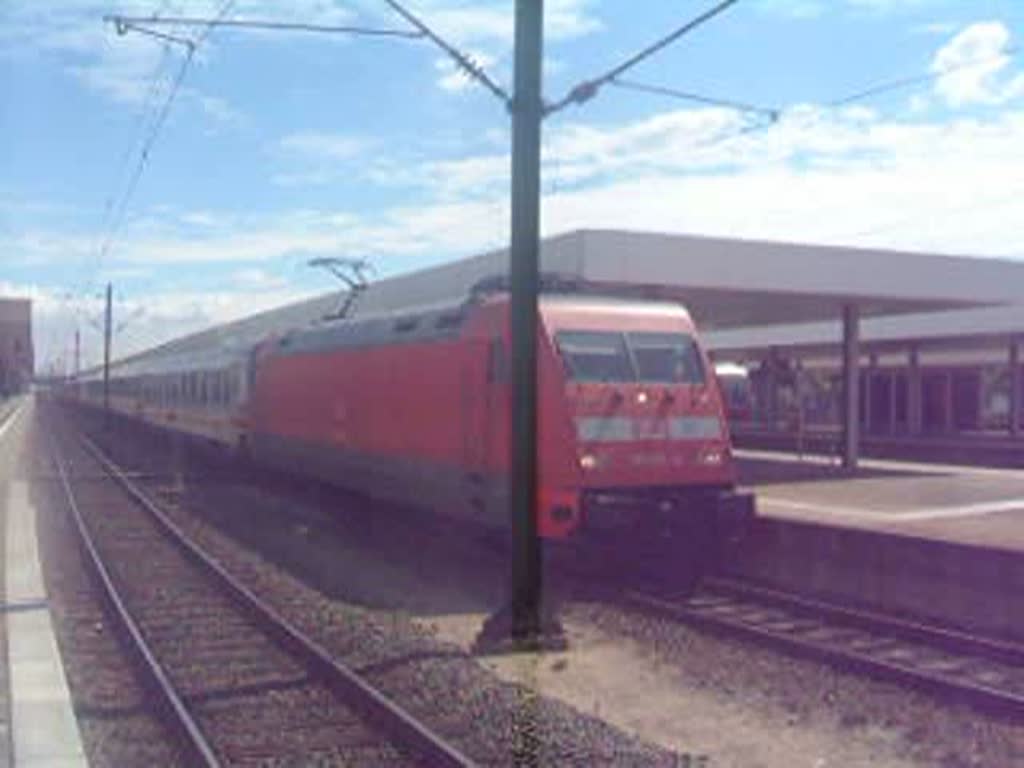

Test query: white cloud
[2,1,245,127]
[932,21,1024,107]
[914,21,957,36]
[417,0,601,47]
[277,131,370,159]
[845,0,930,10]
[14,105,1024,279]
[757,0,938,17]
[272,132,374,186]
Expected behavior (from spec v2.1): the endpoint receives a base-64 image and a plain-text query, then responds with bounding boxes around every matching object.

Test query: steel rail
[626,579,1024,716]
[73,430,477,768]
[705,575,1024,666]
[0,397,26,441]
[53,445,222,767]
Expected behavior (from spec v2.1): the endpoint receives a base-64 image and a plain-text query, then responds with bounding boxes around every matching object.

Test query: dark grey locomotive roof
[270,291,698,358]
[272,298,470,357]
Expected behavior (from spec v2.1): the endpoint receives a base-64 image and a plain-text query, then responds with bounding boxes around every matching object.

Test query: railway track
[627,575,1024,716]
[51,428,475,767]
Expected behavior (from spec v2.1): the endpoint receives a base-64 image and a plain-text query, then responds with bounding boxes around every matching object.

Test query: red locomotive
[65,282,753,566]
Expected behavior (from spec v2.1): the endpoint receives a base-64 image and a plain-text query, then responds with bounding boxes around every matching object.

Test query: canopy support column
[908,344,922,435]
[1011,336,1021,439]
[841,303,860,471]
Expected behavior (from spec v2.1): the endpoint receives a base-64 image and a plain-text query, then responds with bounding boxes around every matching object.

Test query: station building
[707,304,1024,442]
[0,298,33,396]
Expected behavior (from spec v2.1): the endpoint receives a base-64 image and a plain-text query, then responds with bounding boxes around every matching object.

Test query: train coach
[65,282,753,576]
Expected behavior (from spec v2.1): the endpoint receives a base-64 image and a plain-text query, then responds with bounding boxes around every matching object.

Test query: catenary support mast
[507,0,547,642]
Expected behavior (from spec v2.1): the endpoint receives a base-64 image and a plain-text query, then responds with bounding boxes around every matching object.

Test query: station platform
[733,425,1024,469]
[729,446,1024,642]
[0,397,87,767]
[736,448,1024,552]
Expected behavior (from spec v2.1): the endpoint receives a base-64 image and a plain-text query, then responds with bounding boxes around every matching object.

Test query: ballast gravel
[28,431,187,765]
[77,412,1024,767]
[67,413,683,765]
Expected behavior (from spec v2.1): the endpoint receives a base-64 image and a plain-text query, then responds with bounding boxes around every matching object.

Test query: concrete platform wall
[724,518,1024,643]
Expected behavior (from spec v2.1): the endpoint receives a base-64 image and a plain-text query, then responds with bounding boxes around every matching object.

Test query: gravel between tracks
[560,600,1024,767]
[27,418,187,767]
[70,408,1024,766]
[56,426,416,766]
[59,408,682,765]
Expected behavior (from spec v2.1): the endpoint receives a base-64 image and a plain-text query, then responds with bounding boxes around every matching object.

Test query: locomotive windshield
[556,330,706,384]
[628,332,705,384]
[554,331,634,382]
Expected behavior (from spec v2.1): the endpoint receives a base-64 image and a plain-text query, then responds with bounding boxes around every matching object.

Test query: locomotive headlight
[636,391,649,404]
[579,453,598,470]
[698,448,723,466]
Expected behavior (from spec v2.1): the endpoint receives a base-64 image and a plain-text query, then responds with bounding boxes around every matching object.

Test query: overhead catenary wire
[96,1,236,266]
[104,15,422,40]
[96,45,195,267]
[74,1,235,374]
[828,43,1020,108]
[544,0,740,116]
[380,0,512,106]
[113,20,196,49]
[80,0,439,372]
[608,77,779,120]
[55,1,181,373]
[614,36,1023,158]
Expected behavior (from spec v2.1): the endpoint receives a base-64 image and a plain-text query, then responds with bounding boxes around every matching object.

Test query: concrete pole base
[472,602,568,655]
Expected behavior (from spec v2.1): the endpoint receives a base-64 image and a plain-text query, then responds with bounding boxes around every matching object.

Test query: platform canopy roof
[707,303,1024,359]
[102,229,1024,371]
[348,229,1024,329]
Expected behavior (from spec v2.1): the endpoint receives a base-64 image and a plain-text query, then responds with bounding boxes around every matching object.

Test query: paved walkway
[1,397,87,767]
[737,447,1024,550]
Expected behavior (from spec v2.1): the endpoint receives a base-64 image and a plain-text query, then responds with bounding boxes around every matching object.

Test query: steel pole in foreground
[508,0,543,638]
[475,0,564,653]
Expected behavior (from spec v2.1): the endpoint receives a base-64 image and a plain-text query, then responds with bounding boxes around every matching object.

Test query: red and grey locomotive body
[63,286,752,552]
[247,289,750,542]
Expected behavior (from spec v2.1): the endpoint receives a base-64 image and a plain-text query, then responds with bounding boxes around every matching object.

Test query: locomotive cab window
[556,330,706,384]
[627,332,706,384]
[555,331,635,382]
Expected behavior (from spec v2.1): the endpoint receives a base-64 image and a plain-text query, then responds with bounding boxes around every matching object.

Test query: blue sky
[2,0,1023,372]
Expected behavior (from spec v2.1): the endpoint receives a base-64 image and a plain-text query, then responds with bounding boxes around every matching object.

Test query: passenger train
[62,282,752,570]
